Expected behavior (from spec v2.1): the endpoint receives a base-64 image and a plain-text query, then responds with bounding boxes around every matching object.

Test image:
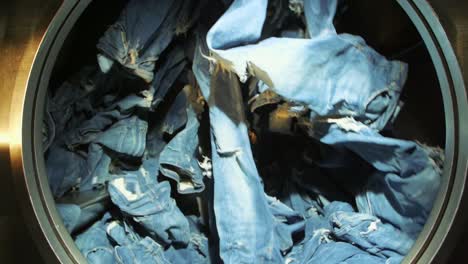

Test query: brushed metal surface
[0,0,60,263]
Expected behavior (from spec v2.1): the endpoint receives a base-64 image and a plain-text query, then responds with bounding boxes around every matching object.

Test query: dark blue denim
[47,109,131,197]
[79,144,113,191]
[151,47,187,110]
[108,174,190,246]
[159,106,205,194]
[94,116,148,157]
[97,0,191,82]
[320,123,442,238]
[160,85,189,136]
[63,110,124,148]
[164,215,211,264]
[75,213,116,264]
[57,113,145,192]
[47,144,87,198]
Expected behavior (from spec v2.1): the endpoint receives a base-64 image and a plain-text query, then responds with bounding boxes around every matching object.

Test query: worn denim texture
[108,174,190,246]
[45,1,445,263]
[206,0,407,131]
[164,215,211,264]
[193,42,287,261]
[75,213,116,264]
[95,116,148,157]
[114,237,170,264]
[97,0,201,82]
[160,85,189,136]
[320,123,442,238]
[56,203,81,233]
[151,47,188,110]
[107,221,171,264]
[285,201,407,264]
[159,106,205,194]
[329,209,413,259]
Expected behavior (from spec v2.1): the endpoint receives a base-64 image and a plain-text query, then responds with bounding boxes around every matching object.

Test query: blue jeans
[159,106,205,194]
[151,47,188,110]
[193,44,287,261]
[329,209,413,259]
[56,203,81,233]
[164,215,211,264]
[108,174,190,246]
[286,212,386,264]
[206,0,407,131]
[286,201,406,264]
[114,237,170,264]
[97,0,197,83]
[319,123,442,238]
[106,215,211,264]
[75,213,116,264]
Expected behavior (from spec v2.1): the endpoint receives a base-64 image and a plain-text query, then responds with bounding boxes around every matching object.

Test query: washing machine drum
[9,0,468,263]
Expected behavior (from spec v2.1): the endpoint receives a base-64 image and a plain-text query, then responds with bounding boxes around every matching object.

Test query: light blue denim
[114,237,170,264]
[108,174,190,246]
[193,38,287,262]
[56,203,81,233]
[329,209,413,259]
[206,0,407,131]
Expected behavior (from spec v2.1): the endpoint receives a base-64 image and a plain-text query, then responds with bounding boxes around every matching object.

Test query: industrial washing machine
[0,0,467,263]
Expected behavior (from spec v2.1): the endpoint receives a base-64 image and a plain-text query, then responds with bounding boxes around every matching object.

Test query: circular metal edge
[14,0,468,263]
[16,0,91,263]
[396,1,468,263]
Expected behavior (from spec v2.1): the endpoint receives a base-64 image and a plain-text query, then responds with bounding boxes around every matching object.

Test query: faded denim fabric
[108,175,190,246]
[160,85,189,136]
[107,221,170,264]
[75,213,116,264]
[329,209,413,259]
[206,0,407,131]
[193,42,287,261]
[77,114,149,191]
[319,122,442,238]
[46,144,87,198]
[94,116,148,157]
[164,215,211,264]
[106,220,142,247]
[47,109,131,197]
[286,201,404,264]
[114,237,170,264]
[159,106,205,194]
[97,0,198,82]
[56,203,81,233]
[151,47,187,110]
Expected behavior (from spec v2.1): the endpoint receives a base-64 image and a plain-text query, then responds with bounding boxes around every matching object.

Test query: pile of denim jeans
[44,0,444,263]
